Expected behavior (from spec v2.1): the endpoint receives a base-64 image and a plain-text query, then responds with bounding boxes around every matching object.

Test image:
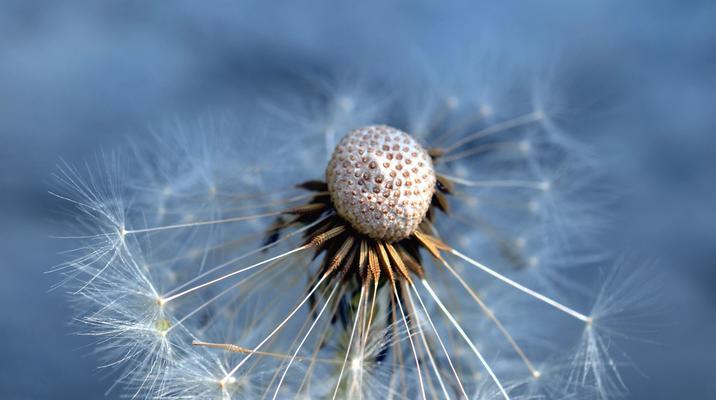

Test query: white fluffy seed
[326,125,436,242]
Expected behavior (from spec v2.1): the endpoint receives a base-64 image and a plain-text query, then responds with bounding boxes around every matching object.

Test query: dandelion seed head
[52,48,642,399]
[326,125,436,241]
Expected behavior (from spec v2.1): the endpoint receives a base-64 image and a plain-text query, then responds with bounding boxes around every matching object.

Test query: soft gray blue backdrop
[1,1,714,399]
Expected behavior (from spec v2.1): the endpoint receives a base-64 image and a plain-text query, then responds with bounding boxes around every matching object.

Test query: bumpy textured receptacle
[326,125,436,242]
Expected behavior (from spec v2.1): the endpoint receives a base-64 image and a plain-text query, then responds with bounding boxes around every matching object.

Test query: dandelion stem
[442,111,543,154]
[422,279,510,400]
[450,249,591,323]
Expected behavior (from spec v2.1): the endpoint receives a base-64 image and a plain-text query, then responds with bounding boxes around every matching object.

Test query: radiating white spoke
[273,280,341,399]
[166,266,270,333]
[74,247,119,293]
[124,210,283,235]
[392,282,426,400]
[224,272,331,380]
[439,257,540,378]
[431,106,490,147]
[442,111,543,154]
[422,279,510,400]
[220,191,327,212]
[332,286,365,400]
[165,214,329,297]
[408,284,467,399]
[404,286,451,399]
[163,245,309,303]
[439,174,550,191]
[451,249,591,323]
[438,140,525,164]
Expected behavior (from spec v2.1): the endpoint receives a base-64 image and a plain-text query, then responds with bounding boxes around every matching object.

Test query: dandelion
[55,59,640,399]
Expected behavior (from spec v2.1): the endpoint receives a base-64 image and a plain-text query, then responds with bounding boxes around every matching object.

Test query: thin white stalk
[431,104,490,147]
[332,286,365,400]
[439,257,540,378]
[74,247,119,293]
[165,214,329,297]
[404,286,451,400]
[439,174,550,191]
[355,283,371,400]
[422,279,510,400]
[451,249,591,323]
[438,140,525,164]
[392,282,426,400]
[408,284,467,399]
[442,111,543,154]
[220,191,326,212]
[294,287,346,396]
[163,245,310,303]
[363,282,379,348]
[124,210,283,235]
[273,280,341,399]
[166,266,270,333]
[224,272,331,380]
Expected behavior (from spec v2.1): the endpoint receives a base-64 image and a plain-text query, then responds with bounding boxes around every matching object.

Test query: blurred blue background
[1,1,714,398]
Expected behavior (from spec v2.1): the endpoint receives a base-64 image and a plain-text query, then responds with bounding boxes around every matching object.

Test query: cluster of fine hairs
[53,54,648,400]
